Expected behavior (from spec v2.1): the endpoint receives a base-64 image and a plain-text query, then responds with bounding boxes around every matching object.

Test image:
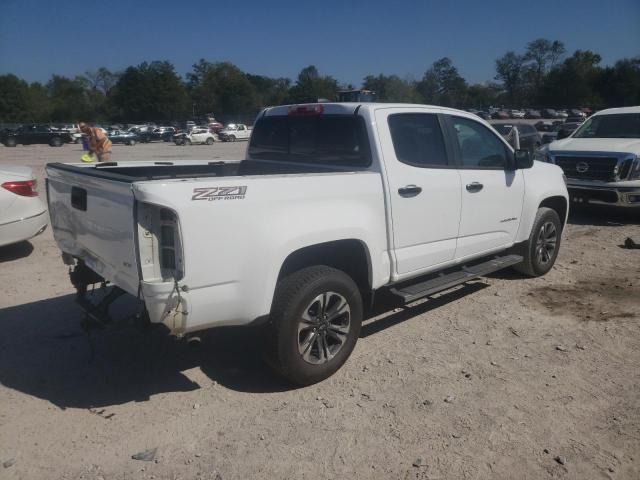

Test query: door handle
[398,185,422,197]
[466,182,484,193]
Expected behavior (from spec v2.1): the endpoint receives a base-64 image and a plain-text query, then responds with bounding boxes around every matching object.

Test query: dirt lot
[0,143,639,480]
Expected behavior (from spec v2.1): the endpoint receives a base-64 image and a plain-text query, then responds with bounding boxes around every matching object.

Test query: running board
[389,254,523,304]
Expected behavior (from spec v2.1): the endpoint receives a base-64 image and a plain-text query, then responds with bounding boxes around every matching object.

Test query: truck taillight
[288,104,324,116]
[137,204,184,282]
[2,179,38,197]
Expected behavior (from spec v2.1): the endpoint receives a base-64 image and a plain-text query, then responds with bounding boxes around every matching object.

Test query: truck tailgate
[47,165,140,295]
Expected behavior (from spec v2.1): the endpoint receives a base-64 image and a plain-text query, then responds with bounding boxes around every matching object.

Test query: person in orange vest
[79,122,112,162]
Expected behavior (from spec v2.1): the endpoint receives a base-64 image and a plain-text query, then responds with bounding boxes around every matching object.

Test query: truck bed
[47,159,360,182]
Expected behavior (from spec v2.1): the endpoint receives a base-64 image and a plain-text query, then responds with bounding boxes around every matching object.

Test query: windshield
[573,113,640,139]
[248,114,371,167]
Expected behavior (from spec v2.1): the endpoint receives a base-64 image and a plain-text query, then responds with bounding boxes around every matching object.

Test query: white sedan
[0,165,48,247]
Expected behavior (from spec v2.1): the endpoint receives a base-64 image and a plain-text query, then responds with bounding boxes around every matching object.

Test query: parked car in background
[53,124,82,143]
[556,110,569,119]
[491,122,542,153]
[541,122,582,144]
[491,110,510,120]
[208,121,224,132]
[510,109,525,118]
[525,109,542,119]
[139,126,176,143]
[569,109,587,119]
[535,121,555,132]
[0,124,73,147]
[565,116,585,124]
[108,129,139,146]
[476,111,492,120]
[0,165,48,247]
[173,127,216,145]
[542,109,560,119]
[218,123,252,142]
[542,106,640,208]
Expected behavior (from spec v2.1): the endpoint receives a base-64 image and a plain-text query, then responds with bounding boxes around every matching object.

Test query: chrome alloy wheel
[535,221,558,265]
[297,292,351,365]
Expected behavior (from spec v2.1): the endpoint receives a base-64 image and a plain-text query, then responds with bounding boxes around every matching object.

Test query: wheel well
[278,240,372,294]
[539,196,568,227]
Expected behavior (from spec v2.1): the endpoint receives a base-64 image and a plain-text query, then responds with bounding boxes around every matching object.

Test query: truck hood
[549,137,640,155]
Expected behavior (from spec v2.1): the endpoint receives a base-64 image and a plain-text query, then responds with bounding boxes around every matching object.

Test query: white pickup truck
[217,123,251,142]
[46,103,569,385]
[541,106,640,208]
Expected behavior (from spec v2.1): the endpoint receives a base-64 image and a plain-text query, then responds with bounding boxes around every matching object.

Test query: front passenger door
[446,116,525,260]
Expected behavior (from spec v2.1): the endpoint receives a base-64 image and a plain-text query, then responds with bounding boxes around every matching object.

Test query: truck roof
[593,106,640,116]
[263,102,468,117]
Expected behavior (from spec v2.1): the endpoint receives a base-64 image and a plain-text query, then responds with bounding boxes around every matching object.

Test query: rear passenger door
[444,115,525,260]
[375,108,462,278]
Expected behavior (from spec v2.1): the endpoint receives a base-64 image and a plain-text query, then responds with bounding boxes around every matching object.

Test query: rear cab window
[248,115,371,167]
[387,113,449,167]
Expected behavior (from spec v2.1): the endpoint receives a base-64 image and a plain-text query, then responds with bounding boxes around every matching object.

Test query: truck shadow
[0,283,488,408]
[567,205,639,226]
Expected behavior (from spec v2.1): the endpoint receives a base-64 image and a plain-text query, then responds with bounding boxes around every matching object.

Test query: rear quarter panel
[133,171,389,331]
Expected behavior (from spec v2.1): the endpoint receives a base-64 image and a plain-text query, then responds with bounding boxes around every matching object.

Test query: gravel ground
[0,142,639,480]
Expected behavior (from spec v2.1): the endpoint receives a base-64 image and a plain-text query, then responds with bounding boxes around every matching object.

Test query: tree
[362,74,419,102]
[495,52,525,105]
[0,75,32,122]
[539,50,604,107]
[246,74,291,107]
[286,65,339,103]
[416,57,467,107]
[113,61,188,122]
[596,57,640,107]
[466,83,501,108]
[46,75,93,121]
[84,67,119,95]
[524,39,565,90]
[187,61,259,117]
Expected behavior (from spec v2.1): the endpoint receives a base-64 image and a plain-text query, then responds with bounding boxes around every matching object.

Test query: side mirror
[514,149,534,169]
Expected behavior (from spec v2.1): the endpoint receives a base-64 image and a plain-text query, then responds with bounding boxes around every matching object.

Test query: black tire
[266,266,363,386]
[184,138,192,146]
[514,207,562,277]
[50,137,63,147]
[4,138,17,147]
[205,137,214,145]
[128,139,136,146]
[228,135,236,142]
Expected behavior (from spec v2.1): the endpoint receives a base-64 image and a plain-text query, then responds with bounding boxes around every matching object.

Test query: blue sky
[1,0,638,85]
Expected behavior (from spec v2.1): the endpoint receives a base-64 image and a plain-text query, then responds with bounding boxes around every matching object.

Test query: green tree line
[1,38,638,124]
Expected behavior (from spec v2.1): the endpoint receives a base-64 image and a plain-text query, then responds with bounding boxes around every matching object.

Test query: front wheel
[50,137,63,147]
[266,266,363,386]
[514,207,562,277]
[205,137,214,145]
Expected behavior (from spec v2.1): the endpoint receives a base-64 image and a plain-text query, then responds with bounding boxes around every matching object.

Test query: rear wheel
[266,266,363,386]
[4,138,17,147]
[184,138,192,146]
[228,135,236,142]
[127,139,136,146]
[50,137,63,147]
[514,207,562,277]
[205,137,214,145]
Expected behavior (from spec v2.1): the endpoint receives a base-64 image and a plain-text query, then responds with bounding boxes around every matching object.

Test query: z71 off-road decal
[191,186,247,201]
